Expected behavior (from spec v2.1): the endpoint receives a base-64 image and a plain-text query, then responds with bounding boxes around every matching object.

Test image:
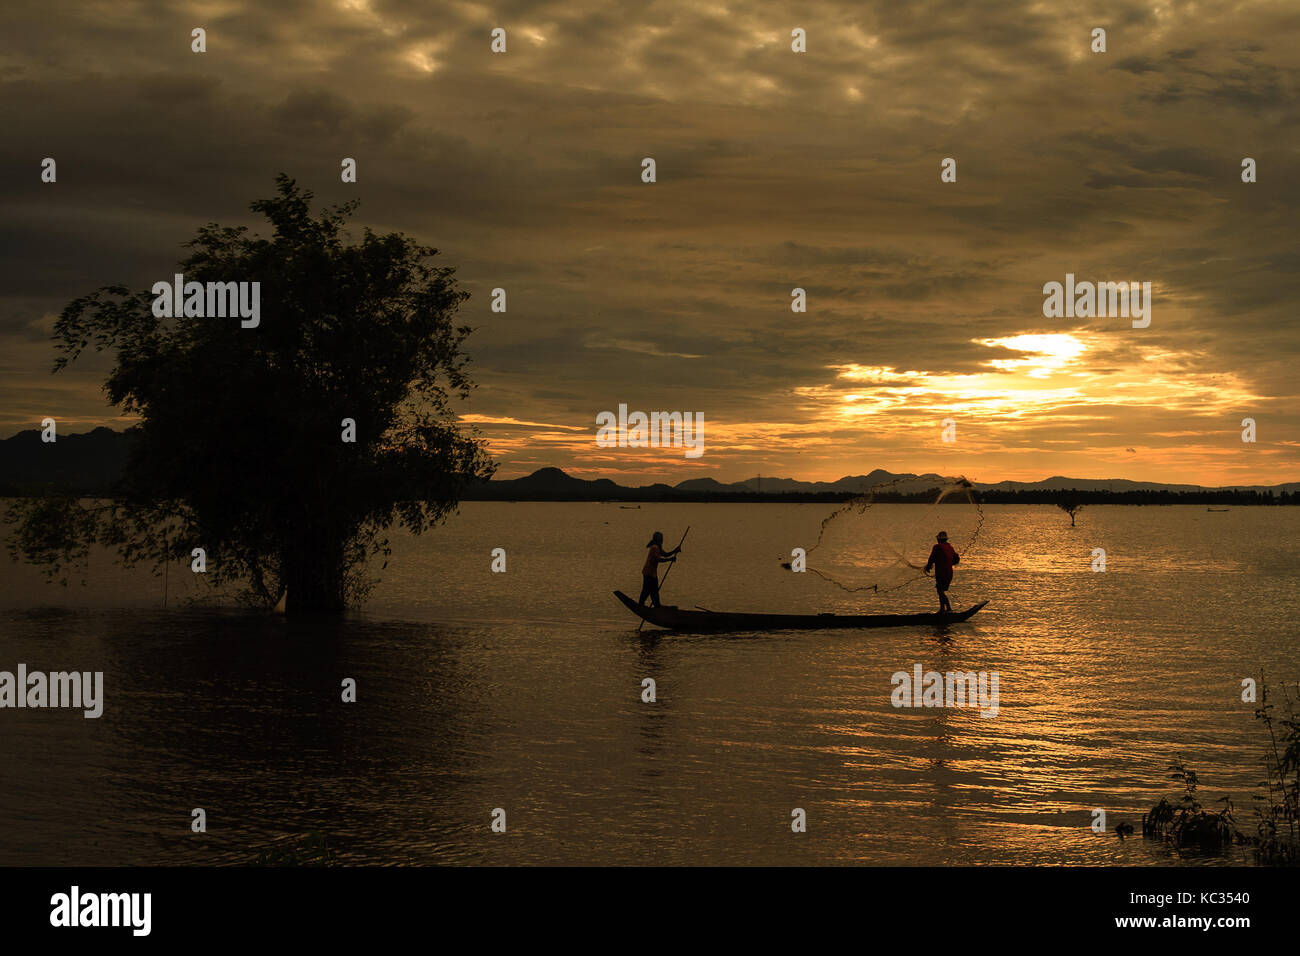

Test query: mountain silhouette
[2,427,1297,499]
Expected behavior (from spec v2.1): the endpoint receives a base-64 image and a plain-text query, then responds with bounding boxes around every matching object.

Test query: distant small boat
[1207,507,1230,512]
[619,505,642,509]
[614,590,988,632]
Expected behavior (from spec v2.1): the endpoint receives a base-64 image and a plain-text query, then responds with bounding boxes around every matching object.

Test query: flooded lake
[1,502,1296,865]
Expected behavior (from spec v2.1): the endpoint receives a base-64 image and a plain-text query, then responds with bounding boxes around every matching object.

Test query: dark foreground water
[1,503,1297,865]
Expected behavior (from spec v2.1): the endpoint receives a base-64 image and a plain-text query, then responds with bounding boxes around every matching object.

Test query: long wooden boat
[614,590,988,632]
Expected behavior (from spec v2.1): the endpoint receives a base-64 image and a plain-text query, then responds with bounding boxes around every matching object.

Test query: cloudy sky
[3,0,1298,485]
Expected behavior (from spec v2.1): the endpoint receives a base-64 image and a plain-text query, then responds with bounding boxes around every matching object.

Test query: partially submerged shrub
[1145,681,1300,865]
[1142,759,1239,850]
[249,830,333,867]
[1252,681,1300,865]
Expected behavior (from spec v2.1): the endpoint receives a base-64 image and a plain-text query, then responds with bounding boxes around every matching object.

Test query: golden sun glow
[978,334,1088,377]
[808,333,1260,429]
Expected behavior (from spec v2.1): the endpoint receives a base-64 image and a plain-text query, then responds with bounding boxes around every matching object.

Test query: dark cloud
[1115,57,1162,73]
[0,0,1296,484]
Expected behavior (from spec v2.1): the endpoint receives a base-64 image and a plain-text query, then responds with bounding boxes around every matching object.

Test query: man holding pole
[638,530,683,608]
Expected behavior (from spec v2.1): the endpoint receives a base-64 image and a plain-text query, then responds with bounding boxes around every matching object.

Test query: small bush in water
[250,831,333,867]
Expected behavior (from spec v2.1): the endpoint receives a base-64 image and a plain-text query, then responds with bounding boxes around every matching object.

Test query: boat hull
[614,590,988,632]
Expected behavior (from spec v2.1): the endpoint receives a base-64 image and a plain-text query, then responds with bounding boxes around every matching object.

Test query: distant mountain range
[469,466,957,500]
[4,426,1297,499]
[0,427,135,494]
[465,466,1300,500]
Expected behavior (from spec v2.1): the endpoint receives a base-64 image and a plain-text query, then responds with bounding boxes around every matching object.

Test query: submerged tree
[1057,496,1083,526]
[6,176,495,614]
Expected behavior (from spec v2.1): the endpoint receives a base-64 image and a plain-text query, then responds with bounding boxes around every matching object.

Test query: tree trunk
[282,536,347,614]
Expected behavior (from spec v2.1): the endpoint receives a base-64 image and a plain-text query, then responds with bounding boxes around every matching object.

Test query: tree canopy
[6,175,496,613]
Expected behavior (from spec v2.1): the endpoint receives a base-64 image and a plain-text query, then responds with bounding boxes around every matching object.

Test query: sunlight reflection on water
[1,503,1295,865]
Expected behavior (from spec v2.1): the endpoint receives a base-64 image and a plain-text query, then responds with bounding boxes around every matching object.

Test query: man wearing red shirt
[924,531,960,613]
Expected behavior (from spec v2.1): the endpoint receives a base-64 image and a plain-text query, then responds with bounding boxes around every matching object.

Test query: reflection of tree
[1,609,487,864]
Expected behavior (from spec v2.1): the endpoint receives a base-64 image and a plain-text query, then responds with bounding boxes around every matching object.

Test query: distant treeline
[1,426,1293,506]
[4,484,1297,505]
[460,488,1298,505]
[976,488,1297,506]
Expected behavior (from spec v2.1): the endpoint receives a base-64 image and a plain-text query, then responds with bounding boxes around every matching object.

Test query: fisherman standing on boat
[924,531,959,613]
[639,531,681,608]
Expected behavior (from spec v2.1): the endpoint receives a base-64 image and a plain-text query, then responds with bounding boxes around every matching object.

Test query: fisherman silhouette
[638,530,681,608]
[923,531,960,613]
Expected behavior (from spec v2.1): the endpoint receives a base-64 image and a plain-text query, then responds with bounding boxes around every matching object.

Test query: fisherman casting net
[802,475,984,598]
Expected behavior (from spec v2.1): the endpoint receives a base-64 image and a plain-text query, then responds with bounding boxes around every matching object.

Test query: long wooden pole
[639,525,690,632]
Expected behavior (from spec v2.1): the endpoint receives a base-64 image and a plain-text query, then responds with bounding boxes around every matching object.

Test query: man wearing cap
[638,531,682,608]
[924,531,960,613]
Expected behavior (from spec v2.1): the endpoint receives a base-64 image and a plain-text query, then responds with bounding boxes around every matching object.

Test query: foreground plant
[1142,759,1238,850]
[1253,681,1300,864]
[250,831,333,867]
[1144,681,1300,865]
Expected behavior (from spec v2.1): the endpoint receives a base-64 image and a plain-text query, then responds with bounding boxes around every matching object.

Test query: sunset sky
[2,0,1298,485]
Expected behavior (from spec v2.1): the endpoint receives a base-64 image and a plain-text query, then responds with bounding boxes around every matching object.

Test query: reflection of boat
[614,590,988,632]
[1207,507,1230,512]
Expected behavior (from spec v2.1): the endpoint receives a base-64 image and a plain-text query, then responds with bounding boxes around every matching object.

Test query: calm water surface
[1,503,1297,865]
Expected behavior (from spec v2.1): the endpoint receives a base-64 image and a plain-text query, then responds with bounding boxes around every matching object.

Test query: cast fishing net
[803,475,984,598]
